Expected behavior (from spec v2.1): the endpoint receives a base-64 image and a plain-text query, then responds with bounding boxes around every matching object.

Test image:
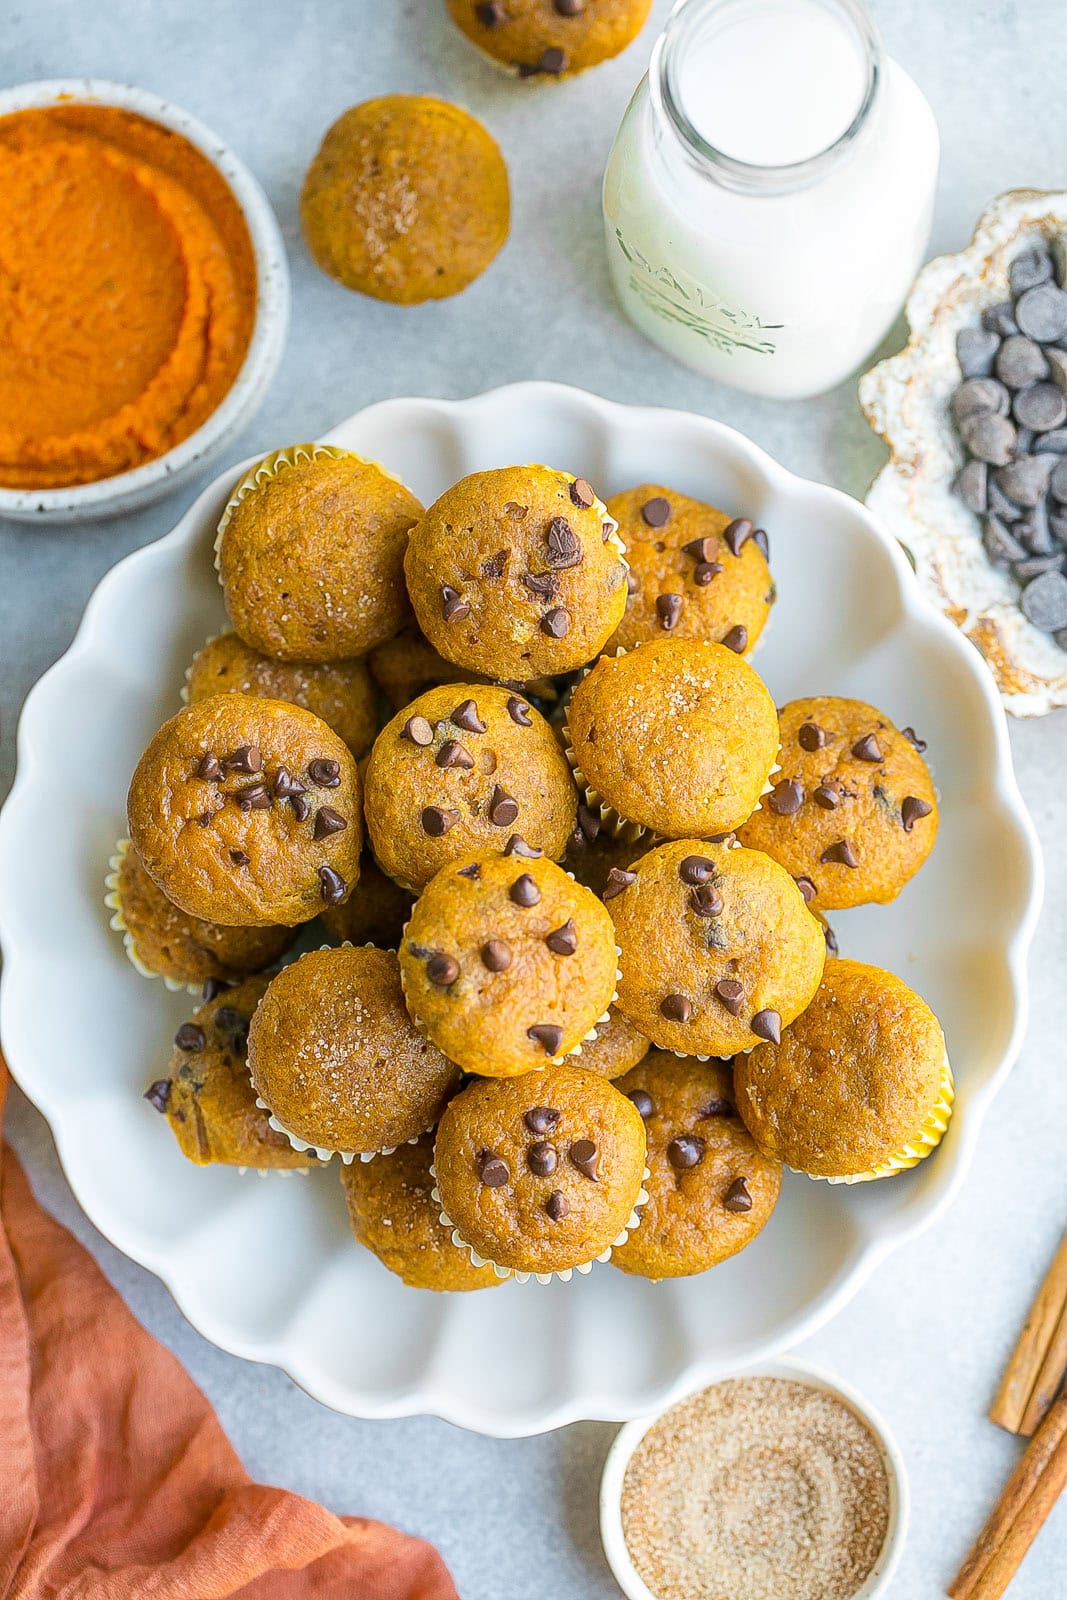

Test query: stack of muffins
[115,445,950,1289]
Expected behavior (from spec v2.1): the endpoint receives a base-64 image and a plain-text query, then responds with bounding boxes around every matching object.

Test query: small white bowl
[599,1356,909,1600]
[0,79,290,526]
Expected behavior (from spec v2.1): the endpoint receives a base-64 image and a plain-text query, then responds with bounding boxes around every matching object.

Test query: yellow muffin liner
[819,1054,955,1185]
[428,1160,651,1285]
[105,840,199,994]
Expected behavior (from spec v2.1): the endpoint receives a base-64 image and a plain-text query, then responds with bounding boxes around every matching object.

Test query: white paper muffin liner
[104,840,199,993]
[235,1164,313,1178]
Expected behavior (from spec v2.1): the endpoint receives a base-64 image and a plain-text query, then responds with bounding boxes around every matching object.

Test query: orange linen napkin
[0,1057,459,1600]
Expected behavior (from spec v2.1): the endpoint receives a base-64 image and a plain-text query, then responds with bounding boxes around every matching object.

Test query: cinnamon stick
[949,1392,1067,1600]
[989,1229,1067,1434]
[1019,1292,1067,1437]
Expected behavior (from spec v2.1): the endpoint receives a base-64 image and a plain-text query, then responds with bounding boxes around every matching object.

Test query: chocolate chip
[488,785,520,827]
[690,884,724,917]
[525,1106,561,1135]
[1014,555,1065,579]
[996,336,1050,390]
[953,458,989,514]
[699,1096,735,1119]
[679,855,714,884]
[313,806,347,840]
[603,867,637,899]
[214,1006,247,1039]
[569,1138,598,1179]
[546,918,578,956]
[541,607,571,638]
[752,528,770,560]
[236,784,270,811]
[723,1176,752,1213]
[401,714,435,747]
[144,1079,171,1112]
[766,778,803,815]
[308,758,340,787]
[683,535,716,562]
[436,739,474,771]
[823,923,839,955]
[421,805,460,836]
[576,804,600,842]
[795,875,817,903]
[528,1141,558,1176]
[1015,382,1067,432]
[545,1189,570,1221]
[655,593,683,630]
[901,726,926,752]
[983,302,1019,337]
[901,795,933,832]
[660,994,692,1023]
[290,795,309,823]
[451,700,486,734]
[554,0,585,12]
[318,865,347,904]
[639,496,671,528]
[229,849,250,866]
[851,733,883,762]
[522,572,560,601]
[221,745,261,774]
[1035,428,1067,453]
[714,978,744,1015]
[1016,283,1067,343]
[627,1089,654,1119]
[985,514,1029,567]
[813,784,839,810]
[1046,349,1067,395]
[996,454,1054,507]
[570,477,595,507]
[694,560,723,585]
[952,376,1010,420]
[956,327,1000,378]
[457,863,481,882]
[625,570,641,597]
[476,0,504,22]
[724,518,753,556]
[528,1023,564,1055]
[273,767,305,798]
[427,952,459,985]
[546,516,582,569]
[202,977,231,1003]
[751,1008,782,1044]
[506,696,532,727]
[721,625,748,653]
[821,839,859,868]
[477,1151,509,1187]
[174,1022,206,1052]
[667,1134,706,1170]
[1021,568,1067,631]
[481,550,508,580]
[539,45,566,73]
[510,873,541,907]
[1012,247,1054,294]
[196,753,222,780]
[797,722,826,751]
[481,939,512,972]
[961,411,1017,466]
[441,585,471,624]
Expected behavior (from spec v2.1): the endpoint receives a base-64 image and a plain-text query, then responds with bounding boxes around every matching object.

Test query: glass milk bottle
[603,0,939,399]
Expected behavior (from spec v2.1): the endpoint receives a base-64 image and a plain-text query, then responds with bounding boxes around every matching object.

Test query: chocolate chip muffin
[612,1053,782,1280]
[737,697,938,909]
[432,1066,648,1280]
[606,488,774,655]
[145,977,316,1170]
[364,683,578,890]
[248,945,462,1161]
[404,466,629,680]
[185,631,377,759]
[577,1006,651,1079]
[216,444,422,662]
[565,638,779,838]
[127,694,362,927]
[106,839,293,987]
[320,851,415,951]
[340,1133,501,1291]
[609,838,826,1058]
[445,0,653,79]
[399,851,619,1077]
[734,959,954,1183]
[300,96,509,304]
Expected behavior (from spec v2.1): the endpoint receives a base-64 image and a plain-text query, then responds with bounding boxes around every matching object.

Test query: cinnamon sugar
[620,1378,890,1600]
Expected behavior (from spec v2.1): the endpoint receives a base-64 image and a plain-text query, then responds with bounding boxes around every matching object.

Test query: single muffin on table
[738,697,937,908]
[612,1052,782,1280]
[432,1065,649,1282]
[341,1133,501,1292]
[606,487,774,655]
[564,637,779,838]
[608,838,826,1058]
[215,444,422,661]
[127,694,362,927]
[400,850,620,1077]
[364,683,577,890]
[404,465,629,680]
[248,945,462,1162]
[445,0,654,79]
[733,959,953,1183]
[145,977,318,1171]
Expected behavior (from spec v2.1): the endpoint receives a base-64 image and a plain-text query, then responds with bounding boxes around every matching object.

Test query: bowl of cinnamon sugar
[600,1357,909,1600]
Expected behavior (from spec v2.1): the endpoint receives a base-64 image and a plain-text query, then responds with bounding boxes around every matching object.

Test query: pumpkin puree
[0,104,257,490]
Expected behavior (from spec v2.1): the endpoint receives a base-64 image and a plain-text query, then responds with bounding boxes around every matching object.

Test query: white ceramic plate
[0,383,1041,1436]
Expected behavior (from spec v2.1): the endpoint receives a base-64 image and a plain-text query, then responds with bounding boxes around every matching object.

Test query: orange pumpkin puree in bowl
[0,104,257,489]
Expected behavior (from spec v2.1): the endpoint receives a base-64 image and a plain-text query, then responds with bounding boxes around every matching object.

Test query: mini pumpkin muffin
[400,851,619,1077]
[185,631,377,758]
[364,683,578,890]
[106,839,294,987]
[145,977,316,1170]
[606,487,774,655]
[445,0,653,79]
[216,444,422,662]
[565,638,779,838]
[127,694,363,928]
[340,1133,501,1291]
[432,1065,648,1281]
[300,96,509,304]
[368,624,489,711]
[320,851,415,950]
[578,1006,651,1079]
[248,945,462,1161]
[609,838,826,1058]
[404,466,629,680]
[738,697,937,909]
[734,959,953,1183]
[612,1053,782,1280]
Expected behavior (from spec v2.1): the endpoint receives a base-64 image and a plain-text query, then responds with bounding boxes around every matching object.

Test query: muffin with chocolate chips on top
[432,1065,648,1281]
[400,850,619,1078]
[404,465,629,680]
[127,694,362,927]
[606,487,774,655]
[612,1053,781,1279]
[446,0,653,80]
[738,697,938,909]
[609,838,826,1058]
[364,683,578,890]
[147,977,317,1170]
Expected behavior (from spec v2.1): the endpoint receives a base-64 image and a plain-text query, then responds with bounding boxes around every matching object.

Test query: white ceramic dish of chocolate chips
[861,188,1067,716]
[0,383,1040,1436]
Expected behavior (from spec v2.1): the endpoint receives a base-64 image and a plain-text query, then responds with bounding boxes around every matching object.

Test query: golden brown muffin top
[445,0,654,78]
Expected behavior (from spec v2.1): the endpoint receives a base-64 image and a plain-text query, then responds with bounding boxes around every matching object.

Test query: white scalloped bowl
[0,383,1041,1436]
